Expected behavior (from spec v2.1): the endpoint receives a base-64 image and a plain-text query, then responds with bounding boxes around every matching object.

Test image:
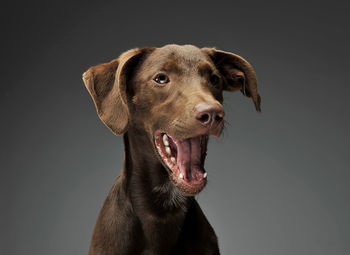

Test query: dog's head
[83,44,261,196]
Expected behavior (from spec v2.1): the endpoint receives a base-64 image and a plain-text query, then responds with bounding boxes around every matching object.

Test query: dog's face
[83,44,261,196]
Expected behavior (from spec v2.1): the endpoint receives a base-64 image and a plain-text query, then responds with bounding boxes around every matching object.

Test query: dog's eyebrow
[198,62,213,76]
[160,60,183,74]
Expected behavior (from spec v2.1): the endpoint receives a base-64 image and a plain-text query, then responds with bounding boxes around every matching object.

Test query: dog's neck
[121,126,191,215]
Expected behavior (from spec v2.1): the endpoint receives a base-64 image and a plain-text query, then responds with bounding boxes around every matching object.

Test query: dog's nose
[194,103,224,127]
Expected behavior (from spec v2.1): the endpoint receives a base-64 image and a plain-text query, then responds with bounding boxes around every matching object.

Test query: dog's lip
[154,130,208,195]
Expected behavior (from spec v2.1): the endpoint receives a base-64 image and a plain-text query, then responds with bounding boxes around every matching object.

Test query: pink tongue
[176,137,202,180]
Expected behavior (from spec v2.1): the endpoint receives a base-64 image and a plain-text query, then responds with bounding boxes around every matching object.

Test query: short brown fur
[83,44,261,255]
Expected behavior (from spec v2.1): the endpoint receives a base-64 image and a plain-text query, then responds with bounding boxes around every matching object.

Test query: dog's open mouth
[154,130,208,195]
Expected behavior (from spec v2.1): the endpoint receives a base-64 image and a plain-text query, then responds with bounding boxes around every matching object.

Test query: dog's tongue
[176,137,203,181]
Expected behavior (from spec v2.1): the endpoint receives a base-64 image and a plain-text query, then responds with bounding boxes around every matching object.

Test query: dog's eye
[210,74,220,86]
[154,73,170,84]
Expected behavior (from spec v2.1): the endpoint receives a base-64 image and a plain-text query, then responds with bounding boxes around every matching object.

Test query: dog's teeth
[179,173,184,179]
[171,157,176,163]
[165,146,171,155]
[162,134,169,146]
[203,172,207,178]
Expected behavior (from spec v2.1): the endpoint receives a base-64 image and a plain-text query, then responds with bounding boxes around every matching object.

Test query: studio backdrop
[2,1,349,255]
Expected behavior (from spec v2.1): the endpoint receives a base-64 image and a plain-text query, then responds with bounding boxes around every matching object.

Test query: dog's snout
[194,103,224,127]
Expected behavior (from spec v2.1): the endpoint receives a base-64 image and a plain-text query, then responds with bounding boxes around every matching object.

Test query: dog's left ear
[82,48,154,135]
[202,48,261,112]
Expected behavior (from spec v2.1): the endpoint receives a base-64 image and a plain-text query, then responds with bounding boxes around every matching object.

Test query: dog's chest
[138,211,186,254]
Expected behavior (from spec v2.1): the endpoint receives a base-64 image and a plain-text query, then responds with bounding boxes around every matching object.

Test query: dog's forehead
[141,44,211,73]
[159,44,205,61]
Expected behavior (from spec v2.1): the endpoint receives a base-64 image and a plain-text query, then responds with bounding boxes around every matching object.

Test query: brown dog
[83,44,261,255]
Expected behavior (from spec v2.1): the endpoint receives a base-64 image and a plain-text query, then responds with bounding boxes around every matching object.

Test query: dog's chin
[154,130,208,196]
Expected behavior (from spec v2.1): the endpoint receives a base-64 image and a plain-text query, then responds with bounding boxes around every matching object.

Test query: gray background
[2,0,349,254]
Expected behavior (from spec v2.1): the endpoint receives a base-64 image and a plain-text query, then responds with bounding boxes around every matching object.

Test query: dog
[82,44,261,255]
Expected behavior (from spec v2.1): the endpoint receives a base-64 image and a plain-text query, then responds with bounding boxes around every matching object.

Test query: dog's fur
[83,44,261,255]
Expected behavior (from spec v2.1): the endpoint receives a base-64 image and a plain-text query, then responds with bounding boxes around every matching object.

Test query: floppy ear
[202,48,261,112]
[82,48,153,135]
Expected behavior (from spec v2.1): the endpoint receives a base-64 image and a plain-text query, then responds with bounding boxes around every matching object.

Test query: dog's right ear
[82,48,153,135]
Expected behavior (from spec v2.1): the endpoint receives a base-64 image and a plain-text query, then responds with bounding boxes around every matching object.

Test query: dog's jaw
[154,130,208,196]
